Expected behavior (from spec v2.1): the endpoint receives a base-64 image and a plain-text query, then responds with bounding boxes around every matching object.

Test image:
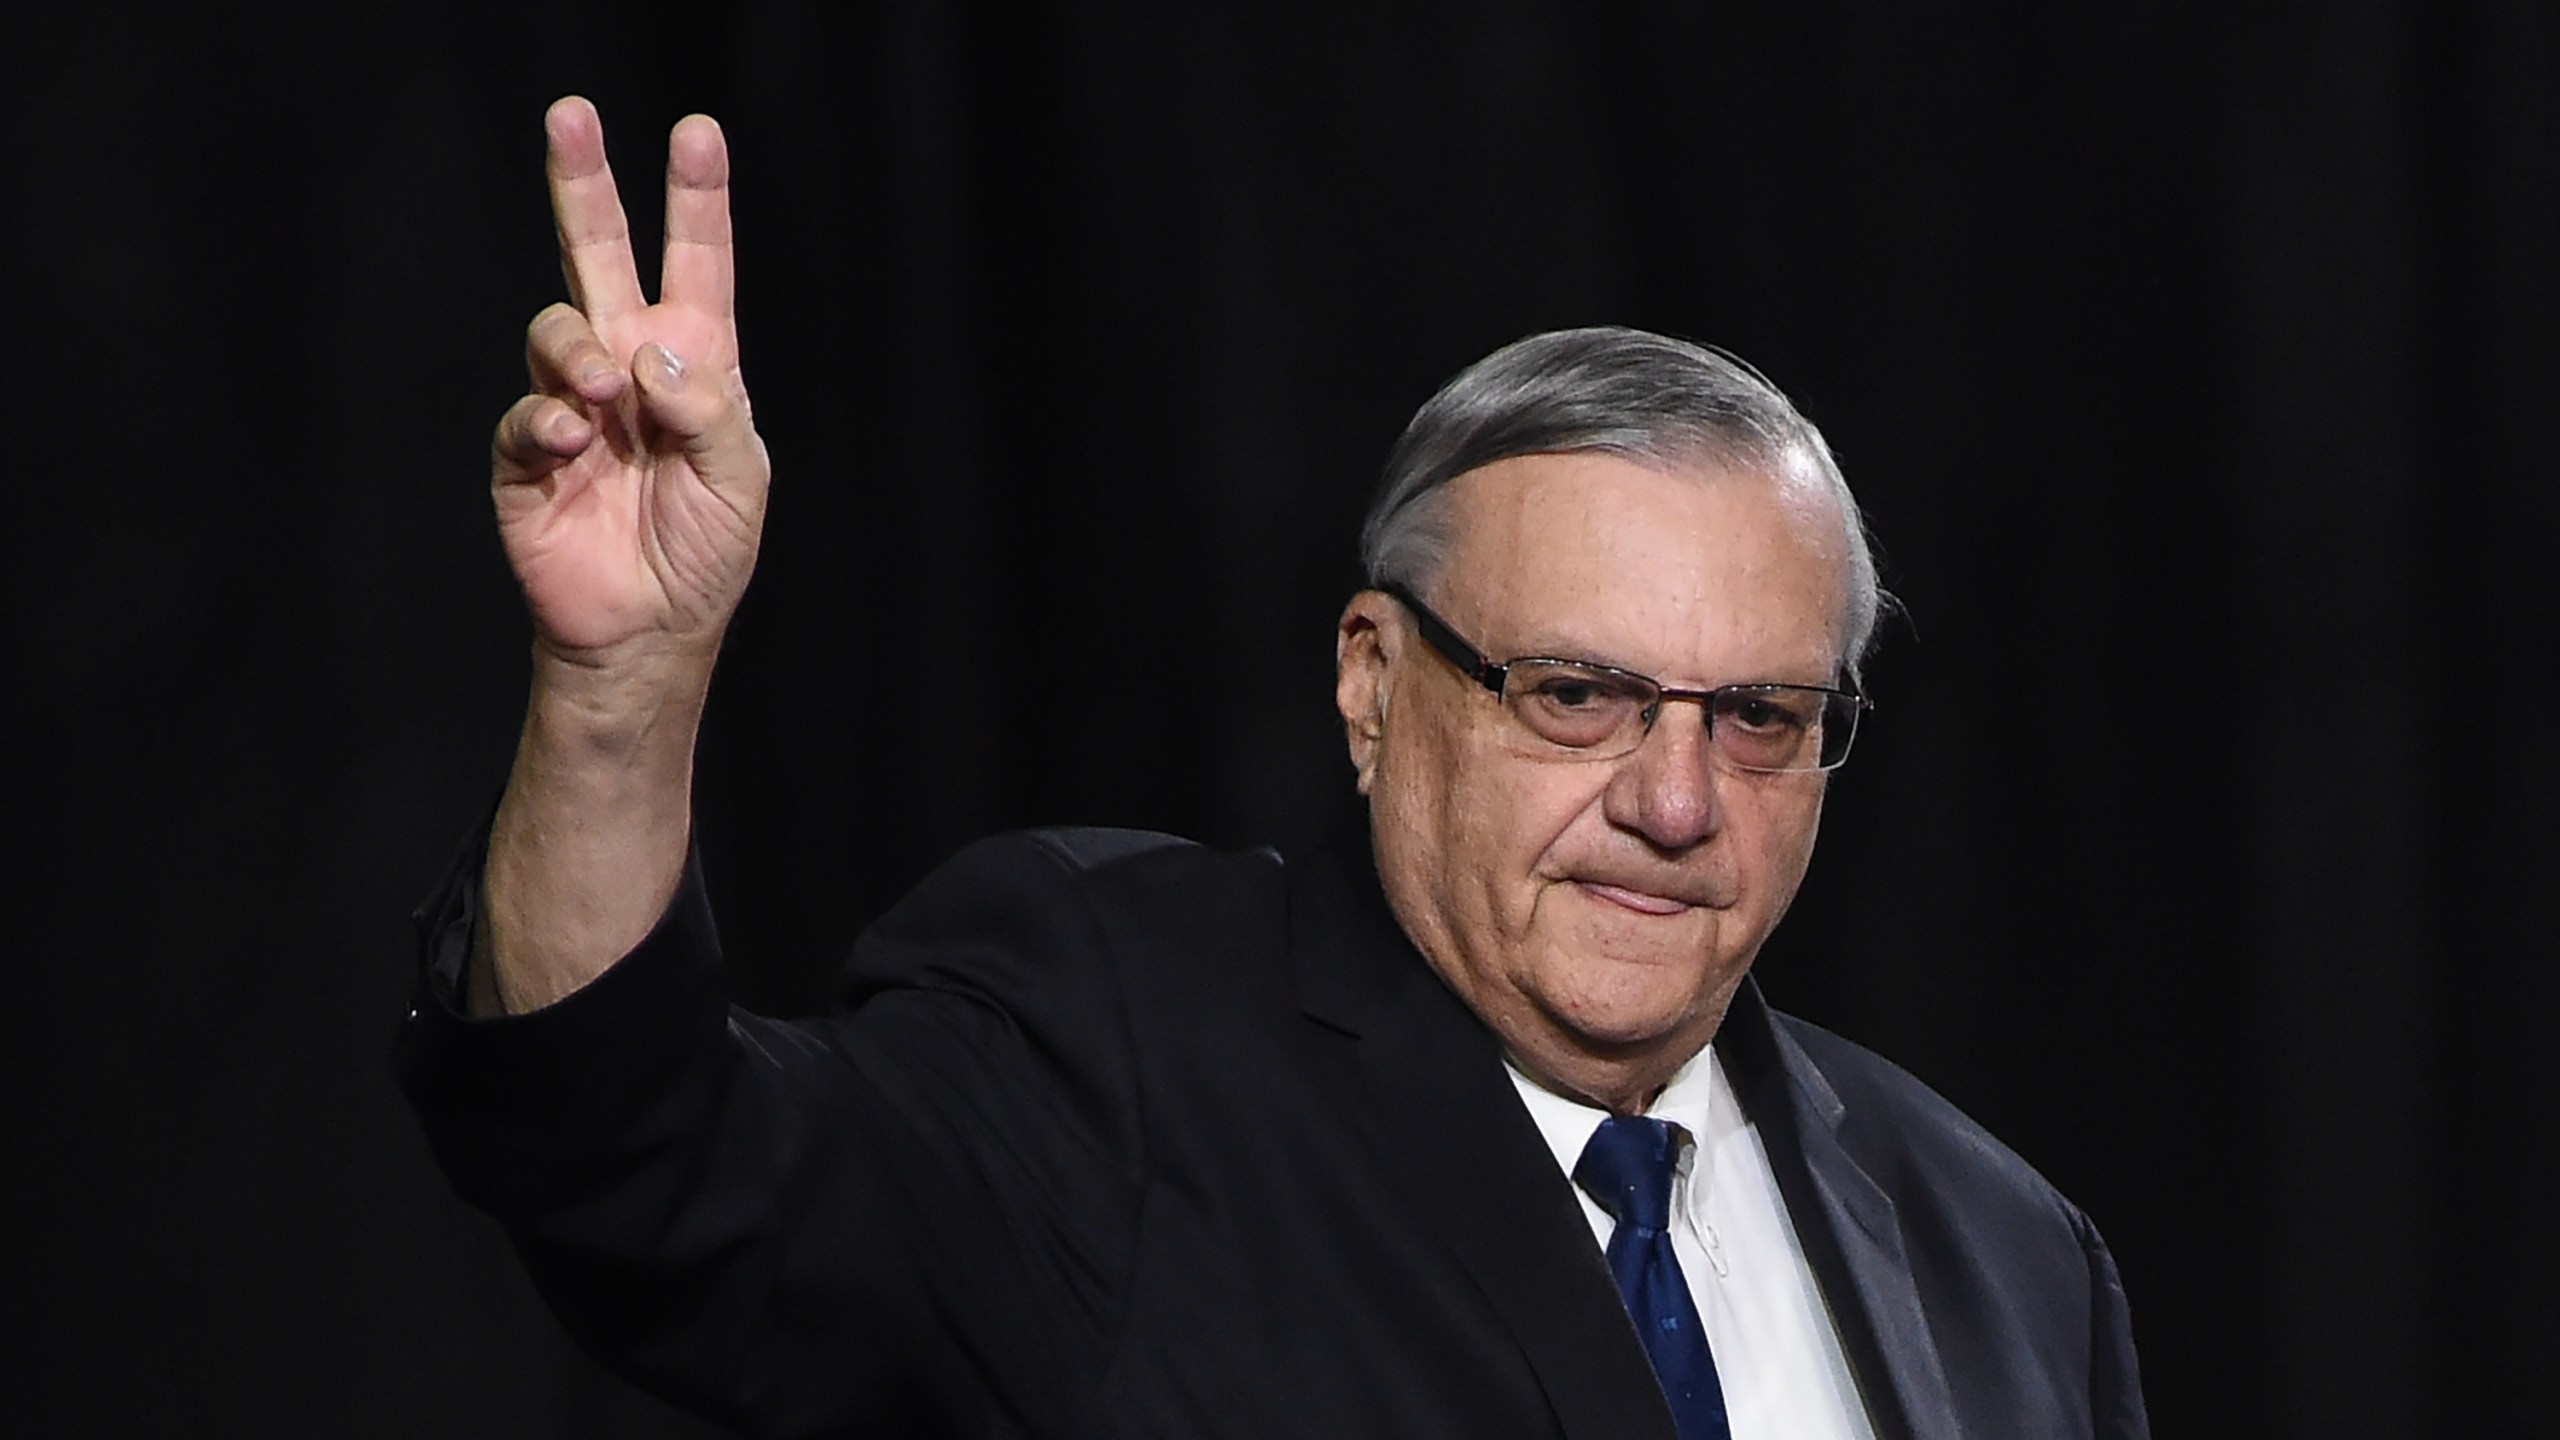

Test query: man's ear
[1335,591,1399,796]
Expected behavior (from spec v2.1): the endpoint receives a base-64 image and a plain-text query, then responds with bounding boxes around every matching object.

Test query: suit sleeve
[2072,1205,2152,1440]
[395,830,1145,1438]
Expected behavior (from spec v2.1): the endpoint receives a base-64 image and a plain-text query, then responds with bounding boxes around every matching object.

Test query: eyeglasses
[1381,584,1869,773]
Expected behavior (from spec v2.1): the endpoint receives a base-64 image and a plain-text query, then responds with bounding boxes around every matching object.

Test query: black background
[8,2,2554,1436]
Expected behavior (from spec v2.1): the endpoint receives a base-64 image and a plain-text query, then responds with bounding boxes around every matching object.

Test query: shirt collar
[1505,1045,1723,1221]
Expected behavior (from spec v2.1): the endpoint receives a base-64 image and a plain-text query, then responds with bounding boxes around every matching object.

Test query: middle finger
[545,96,648,325]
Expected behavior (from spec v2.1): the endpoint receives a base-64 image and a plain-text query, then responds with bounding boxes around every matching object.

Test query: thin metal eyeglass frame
[1377,583,1870,771]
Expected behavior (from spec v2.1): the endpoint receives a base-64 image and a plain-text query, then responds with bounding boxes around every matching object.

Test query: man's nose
[1603,703,1723,850]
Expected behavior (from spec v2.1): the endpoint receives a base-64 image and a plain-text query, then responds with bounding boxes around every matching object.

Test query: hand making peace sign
[490,97,769,666]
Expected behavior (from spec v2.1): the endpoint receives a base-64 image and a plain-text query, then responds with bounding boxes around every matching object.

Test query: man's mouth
[1574,880,1701,916]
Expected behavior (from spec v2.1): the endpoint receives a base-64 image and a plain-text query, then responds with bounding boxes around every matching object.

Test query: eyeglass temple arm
[1379,585,1507,693]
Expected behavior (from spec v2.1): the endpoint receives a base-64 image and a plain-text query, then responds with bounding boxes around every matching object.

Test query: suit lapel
[1718,983,1963,1440]
[1286,840,1677,1440]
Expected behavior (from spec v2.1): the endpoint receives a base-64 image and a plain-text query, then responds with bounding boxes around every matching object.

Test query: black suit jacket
[400,827,2148,1440]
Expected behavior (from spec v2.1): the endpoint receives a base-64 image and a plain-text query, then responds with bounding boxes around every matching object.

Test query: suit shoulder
[864,827,1286,966]
[1763,1006,2087,1223]
[839,826,1296,1039]
[930,826,1288,907]
[1764,1009,1994,1138]
[937,826,1275,878]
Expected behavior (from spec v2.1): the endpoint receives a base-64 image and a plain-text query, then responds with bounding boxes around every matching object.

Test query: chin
[1530,958,1722,1054]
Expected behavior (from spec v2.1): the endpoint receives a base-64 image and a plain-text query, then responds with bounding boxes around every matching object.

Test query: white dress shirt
[1507,1047,1880,1440]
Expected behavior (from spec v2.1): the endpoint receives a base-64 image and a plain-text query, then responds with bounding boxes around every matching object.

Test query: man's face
[1336,450,1851,1110]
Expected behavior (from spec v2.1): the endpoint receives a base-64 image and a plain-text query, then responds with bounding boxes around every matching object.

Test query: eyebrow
[1495,630,1652,675]
[1493,629,1840,690]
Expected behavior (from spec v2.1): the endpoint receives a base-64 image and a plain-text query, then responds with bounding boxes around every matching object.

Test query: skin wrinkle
[1337,451,1848,1115]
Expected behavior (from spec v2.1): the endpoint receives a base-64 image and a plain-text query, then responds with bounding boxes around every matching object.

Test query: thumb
[631,342,766,498]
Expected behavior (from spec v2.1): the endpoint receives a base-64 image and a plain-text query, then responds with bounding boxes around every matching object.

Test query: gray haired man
[402,98,2149,1440]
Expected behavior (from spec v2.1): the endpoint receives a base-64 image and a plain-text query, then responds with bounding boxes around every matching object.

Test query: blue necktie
[1574,1115,1732,1440]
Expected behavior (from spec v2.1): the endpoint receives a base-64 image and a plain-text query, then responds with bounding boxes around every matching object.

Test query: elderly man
[400,99,2148,1440]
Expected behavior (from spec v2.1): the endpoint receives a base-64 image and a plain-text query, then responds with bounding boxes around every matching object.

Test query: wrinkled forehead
[1434,450,1852,679]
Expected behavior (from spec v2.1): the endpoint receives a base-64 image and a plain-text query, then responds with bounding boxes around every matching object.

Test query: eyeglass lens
[1502,661,1854,771]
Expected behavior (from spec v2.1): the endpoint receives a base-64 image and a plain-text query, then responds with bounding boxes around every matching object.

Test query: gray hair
[1359,326,1886,684]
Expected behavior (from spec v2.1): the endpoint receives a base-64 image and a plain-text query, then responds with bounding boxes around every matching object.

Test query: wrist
[523,635,717,759]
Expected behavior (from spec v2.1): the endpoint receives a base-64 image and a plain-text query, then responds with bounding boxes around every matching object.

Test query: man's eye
[1536,679,1611,710]
[1721,694,1813,732]
[1510,667,1648,748]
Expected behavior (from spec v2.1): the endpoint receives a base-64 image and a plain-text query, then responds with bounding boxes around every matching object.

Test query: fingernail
[645,343,686,384]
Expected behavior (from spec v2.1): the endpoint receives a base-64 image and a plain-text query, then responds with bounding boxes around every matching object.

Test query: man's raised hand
[470,99,768,1015]
[491,97,768,668]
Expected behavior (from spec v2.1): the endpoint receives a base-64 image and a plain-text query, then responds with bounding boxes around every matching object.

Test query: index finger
[658,113,734,324]
[545,96,647,324]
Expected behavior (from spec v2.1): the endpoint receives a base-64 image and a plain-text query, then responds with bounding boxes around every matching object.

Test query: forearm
[474,643,714,1015]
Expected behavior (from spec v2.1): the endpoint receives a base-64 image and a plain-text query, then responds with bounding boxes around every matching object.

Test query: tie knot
[1573,1114,1682,1233]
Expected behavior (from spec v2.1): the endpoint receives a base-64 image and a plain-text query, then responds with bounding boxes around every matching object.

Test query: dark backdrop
[8,3,2553,1437]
